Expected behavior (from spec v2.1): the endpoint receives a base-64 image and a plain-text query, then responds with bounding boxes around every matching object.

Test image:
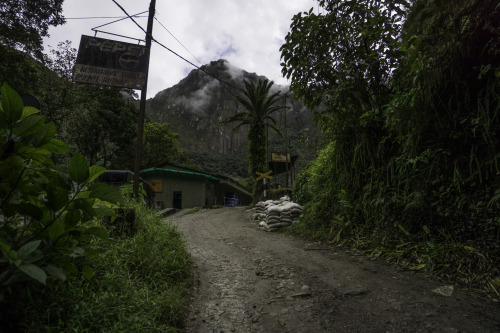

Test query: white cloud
[44,0,317,98]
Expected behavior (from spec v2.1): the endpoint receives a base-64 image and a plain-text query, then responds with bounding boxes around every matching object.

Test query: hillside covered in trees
[146,59,321,178]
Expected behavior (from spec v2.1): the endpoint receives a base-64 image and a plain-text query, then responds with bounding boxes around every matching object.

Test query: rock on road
[171,207,499,332]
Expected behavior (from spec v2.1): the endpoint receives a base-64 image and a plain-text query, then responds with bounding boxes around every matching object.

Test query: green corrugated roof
[140,167,219,182]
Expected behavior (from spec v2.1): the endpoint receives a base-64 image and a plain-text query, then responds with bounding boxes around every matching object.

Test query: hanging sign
[271,152,291,163]
[73,35,147,89]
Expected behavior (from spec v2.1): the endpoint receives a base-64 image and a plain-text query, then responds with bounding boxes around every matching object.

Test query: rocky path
[170,207,499,332]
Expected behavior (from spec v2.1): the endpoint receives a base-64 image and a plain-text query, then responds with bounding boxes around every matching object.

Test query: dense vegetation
[0,84,191,331]
[1,2,191,330]
[282,0,500,292]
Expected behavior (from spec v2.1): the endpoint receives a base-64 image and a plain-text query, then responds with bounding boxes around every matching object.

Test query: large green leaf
[46,184,69,211]
[1,83,24,124]
[21,106,40,119]
[17,240,41,259]
[42,138,69,154]
[73,198,97,221]
[12,114,45,137]
[64,209,82,228]
[47,221,65,242]
[30,122,57,147]
[18,263,46,285]
[44,264,66,281]
[68,152,89,183]
[85,226,109,240]
[92,207,118,217]
[88,165,106,183]
[89,182,124,204]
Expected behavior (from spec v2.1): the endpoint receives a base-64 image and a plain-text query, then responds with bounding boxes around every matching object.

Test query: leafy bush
[0,69,191,332]
[4,200,191,332]
[0,83,122,292]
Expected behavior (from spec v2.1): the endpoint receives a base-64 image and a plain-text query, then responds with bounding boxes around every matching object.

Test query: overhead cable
[154,16,203,66]
[66,15,147,20]
[111,0,242,92]
[152,39,242,92]
[92,10,148,31]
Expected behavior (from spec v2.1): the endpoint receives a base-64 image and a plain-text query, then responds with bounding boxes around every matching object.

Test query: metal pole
[284,94,289,189]
[133,0,156,198]
[263,178,267,201]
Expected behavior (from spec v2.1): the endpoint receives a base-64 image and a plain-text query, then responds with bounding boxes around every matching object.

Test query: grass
[3,200,192,332]
[285,216,500,298]
[183,207,202,216]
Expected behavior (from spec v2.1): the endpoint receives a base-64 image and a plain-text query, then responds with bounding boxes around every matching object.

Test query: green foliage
[281,0,408,115]
[285,0,500,291]
[0,40,139,169]
[142,122,182,168]
[1,200,191,332]
[0,0,65,59]
[63,85,138,168]
[185,150,248,178]
[183,207,202,216]
[221,79,283,203]
[0,83,123,295]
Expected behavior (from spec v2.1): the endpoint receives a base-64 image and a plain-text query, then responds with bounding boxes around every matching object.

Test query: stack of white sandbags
[250,201,268,221]
[255,196,303,232]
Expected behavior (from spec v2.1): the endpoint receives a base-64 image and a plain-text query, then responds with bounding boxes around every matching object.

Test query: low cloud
[176,78,220,113]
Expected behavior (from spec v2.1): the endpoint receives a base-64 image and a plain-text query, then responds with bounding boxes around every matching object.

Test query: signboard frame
[73,35,148,89]
[271,152,291,163]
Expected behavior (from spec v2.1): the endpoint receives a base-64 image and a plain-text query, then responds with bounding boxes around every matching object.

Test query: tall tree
[142,122,182,168]
[63,86,138,169]
[0,0,65,59]
[281,0,409,195]
[222,79,282,202]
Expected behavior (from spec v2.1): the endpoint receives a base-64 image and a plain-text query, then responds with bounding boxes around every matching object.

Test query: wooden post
[133,0,156,198]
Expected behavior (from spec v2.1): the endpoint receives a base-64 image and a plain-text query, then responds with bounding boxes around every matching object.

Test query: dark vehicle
[96,170,155,207]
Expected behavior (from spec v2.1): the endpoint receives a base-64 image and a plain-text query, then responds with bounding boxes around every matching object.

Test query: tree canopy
[0,0,65,59]
[142,122,182,168]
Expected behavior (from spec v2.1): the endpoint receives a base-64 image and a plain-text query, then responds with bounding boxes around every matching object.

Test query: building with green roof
[140,166,251,209]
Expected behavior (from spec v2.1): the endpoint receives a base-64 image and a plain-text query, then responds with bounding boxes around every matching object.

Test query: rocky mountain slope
[146,59,320,178]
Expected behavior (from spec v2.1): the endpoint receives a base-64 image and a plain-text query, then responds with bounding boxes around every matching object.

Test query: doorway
[173,191,182,209]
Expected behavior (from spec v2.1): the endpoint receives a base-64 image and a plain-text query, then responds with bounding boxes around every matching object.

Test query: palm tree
[222,78,283,203]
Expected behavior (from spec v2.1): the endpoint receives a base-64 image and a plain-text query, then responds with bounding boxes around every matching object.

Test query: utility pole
[284,94,289,189]
[133,0,156,198]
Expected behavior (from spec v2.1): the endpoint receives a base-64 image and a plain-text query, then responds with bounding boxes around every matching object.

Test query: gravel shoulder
[170,207,500,332]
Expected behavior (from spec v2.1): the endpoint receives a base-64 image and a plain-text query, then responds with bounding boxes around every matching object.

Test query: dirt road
[171,207,499,332]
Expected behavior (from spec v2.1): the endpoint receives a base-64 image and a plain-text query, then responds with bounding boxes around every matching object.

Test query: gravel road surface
[171,207,499,332]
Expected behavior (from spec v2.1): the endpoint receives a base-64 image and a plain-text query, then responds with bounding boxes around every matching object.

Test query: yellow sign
[256,170,273,181]
[150,179,163,193]
[271,152,290,163]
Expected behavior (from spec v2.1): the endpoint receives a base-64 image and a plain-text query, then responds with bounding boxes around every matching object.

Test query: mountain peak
[145,60,317,177]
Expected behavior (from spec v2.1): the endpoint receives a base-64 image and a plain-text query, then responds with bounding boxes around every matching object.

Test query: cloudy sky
[44,0,319,98]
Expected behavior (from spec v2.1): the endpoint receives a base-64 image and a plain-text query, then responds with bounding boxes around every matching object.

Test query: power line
[111,1,149,36]
[154,16,203,66]
[66,15,147,20]
[110,0,243,92]
[92,10,148,31]
[153,39,242,92]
